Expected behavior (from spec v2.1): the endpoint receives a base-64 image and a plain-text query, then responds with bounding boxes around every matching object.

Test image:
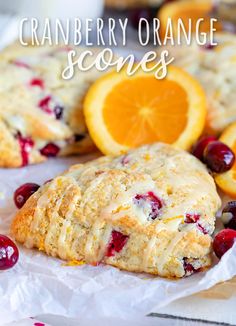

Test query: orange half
[215,123,236,198]
[159,0,222,39]
[84,66,206,155]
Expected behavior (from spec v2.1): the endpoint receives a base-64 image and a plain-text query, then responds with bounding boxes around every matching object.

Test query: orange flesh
[103,77,188,147]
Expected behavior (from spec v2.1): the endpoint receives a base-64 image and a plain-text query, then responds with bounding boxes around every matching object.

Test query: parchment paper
[1,156,236,325]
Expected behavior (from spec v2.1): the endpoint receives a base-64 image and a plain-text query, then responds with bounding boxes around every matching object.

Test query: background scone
[162,32,236,134]
[11,143,221,278]
[105,0,163,9]
[0,42,105,168]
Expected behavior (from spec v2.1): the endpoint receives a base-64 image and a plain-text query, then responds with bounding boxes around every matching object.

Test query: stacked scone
[11,143,221,278]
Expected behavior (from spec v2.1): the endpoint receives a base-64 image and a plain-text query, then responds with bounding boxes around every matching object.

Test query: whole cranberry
[222,201,236,230]
[0,235,19,270]
[191,135,217,161]
[203,141,235,173]
[213,229,236,259]
[14,182,40,209]
[129,8,153,29]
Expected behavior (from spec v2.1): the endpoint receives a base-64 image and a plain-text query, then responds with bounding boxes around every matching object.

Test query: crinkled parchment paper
[0,156,236,324]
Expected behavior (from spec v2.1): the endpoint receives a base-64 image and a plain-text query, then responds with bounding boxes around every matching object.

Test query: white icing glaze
[57,191,80,259]
[101,179,161,224]
[157,225,195,274]
[24,180,57,249]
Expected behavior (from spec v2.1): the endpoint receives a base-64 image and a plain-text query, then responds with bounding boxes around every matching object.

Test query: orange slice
[84,66,207,155]
[215,123,236,198]
[159,0,222,39]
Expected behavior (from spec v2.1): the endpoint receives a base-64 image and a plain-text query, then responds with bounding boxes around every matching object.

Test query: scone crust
[11,143,221,278]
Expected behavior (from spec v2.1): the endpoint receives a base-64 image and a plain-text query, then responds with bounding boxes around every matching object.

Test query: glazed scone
[0,42,106,168]
[162,32,236,133]
[11,143,221,278]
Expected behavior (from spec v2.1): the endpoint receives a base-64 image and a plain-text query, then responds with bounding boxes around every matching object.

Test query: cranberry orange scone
[0,43,105,168]
[11,143,221,278]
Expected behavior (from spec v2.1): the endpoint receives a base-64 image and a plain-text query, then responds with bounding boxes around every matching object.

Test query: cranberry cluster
[192,136,236,259]
[213,202,236,259]
[192,136,235,173]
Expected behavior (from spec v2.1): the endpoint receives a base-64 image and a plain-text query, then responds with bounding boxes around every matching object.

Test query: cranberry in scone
[40,143,60,157]
[106,231,129,257]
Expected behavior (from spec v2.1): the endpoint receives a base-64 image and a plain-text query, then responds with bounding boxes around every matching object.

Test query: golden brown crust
[11,143,221,277]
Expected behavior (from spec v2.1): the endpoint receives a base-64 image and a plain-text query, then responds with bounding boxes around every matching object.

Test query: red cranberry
[30,78,44,89]
[106,230,129,257]
[222,202,236,230]
[13,60,31,69]
[38,96,52,114]
[0,235,19,270]
[134,192,162,220]
[40,143,60,157]
[185,213,200,223]
[54,105,64,120]
[191,136,217,161]
[14,183,40,208]
[197,224,208,235]
[121,155,130,166]
[57,46,73,52]
[203,44,217,51]
[17,133,34,167]
[129,8,153,29]
[183,258,200,276]
[213,229,236,259]
[185,213,208,234]
[204,141,235,173]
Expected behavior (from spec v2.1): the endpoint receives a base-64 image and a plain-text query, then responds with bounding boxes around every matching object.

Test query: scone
[0,42,105,168]
[162,32,236,133]
[11,143,221,278]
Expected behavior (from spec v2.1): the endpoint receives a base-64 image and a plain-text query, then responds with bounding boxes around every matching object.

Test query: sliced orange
[159,0,222,39]
[84,66,207,155]
[215,123,236,198]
